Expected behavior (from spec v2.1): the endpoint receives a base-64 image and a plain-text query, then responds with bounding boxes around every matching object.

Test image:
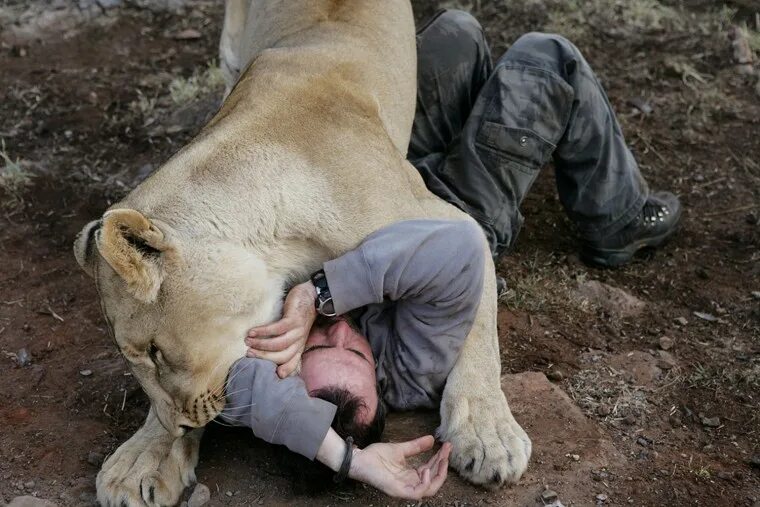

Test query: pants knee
[507,32,583,74]
[514,31,576,50]
[423,9,488,51]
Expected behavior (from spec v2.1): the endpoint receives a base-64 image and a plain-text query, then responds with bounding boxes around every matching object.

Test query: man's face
[300,318,378,424]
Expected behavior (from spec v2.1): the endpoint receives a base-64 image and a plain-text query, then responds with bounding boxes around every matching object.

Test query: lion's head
[74,208,284,436]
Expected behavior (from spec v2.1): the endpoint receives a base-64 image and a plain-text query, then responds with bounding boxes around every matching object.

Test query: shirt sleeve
[220,357,337,460]
[323,219,487,409]
[323,219,486,315]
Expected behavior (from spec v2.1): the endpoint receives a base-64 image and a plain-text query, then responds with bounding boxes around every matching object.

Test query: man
[221,9,681,498]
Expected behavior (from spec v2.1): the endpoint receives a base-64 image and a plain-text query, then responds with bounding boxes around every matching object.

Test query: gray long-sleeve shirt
[222,219,485,459]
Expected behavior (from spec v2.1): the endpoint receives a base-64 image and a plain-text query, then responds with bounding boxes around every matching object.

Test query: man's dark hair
[311,385,386,448]
[277,384,386,493]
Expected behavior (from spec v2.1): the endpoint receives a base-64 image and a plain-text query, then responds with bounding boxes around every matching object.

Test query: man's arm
[224,357,450,499]
[324,219,486,409]
[323,219,486,314]
[221,357,336,459]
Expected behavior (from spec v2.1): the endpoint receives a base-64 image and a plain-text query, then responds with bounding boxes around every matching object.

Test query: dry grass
[567,367,652,421]
[0,139,33,209]
[169,62,225,106]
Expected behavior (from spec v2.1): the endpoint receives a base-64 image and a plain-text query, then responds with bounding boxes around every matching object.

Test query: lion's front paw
[438,393,531,487]
[97,423,201,507]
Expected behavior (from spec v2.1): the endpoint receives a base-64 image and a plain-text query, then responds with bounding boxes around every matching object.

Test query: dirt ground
[1,0,758,505]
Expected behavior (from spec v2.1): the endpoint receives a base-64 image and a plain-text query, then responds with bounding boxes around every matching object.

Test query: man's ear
[78,208,172,303]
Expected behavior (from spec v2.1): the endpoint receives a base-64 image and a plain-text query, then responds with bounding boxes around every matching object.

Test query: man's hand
[245,281,317,378]
[349,436,451,500]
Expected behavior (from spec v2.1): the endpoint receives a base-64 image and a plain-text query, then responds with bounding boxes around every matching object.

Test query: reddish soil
[0,1,758,506]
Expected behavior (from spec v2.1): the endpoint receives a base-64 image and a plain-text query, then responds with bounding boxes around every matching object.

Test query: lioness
[74,1,531,504]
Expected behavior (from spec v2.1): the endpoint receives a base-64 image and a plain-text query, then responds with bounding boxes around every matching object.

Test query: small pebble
[700,415,720,428]
[187,483,210,507]
[16,348,32,367]
[541,489,559,502]
[596,493,608,503]
[546,370,564,382]
[79,369,93,377]
[658,336,674,350]
[597,404,611,417]
[225,491,233,497]
[637,436,652,447]
[86,451,104,467]
[24,481,35,489]
[674,317,688,326]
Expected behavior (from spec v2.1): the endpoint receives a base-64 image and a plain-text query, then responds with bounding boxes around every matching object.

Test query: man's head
[300,317,385,447]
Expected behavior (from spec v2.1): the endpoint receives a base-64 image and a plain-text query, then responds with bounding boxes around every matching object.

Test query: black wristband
[333,436,354,483]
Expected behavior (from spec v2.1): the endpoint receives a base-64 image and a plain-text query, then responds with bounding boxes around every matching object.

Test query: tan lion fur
[76,2,531,504]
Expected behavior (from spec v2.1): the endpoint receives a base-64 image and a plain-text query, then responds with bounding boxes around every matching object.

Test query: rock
[693,311,717,322]
[16,348,32,367]
[541,489,559,502]
[187,483,210,507]
[606,351,662,387]
[86,451,104,467]
[96,0,123,8]
[173,28,202,40]
[656,351,677,370]
[636,436,652,447]
[658,336,674,350]
[700,415,720,428]
[574,281,646,318]
[597,404,611,417]
[79,369,92,377]
[547,370,564,382]
[6,497,57,507]
[750,291,760,300]
[125,0,186,12]
[22,482,34,490]
[78,492,97,506]
[627,97,653,115]
[674,317,688,326]
[596,493,608,503]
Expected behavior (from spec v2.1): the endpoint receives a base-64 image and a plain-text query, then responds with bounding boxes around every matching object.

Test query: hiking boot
[580,191,682,268]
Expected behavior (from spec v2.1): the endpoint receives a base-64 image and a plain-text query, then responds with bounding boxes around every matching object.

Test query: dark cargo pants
[408,10,649,257]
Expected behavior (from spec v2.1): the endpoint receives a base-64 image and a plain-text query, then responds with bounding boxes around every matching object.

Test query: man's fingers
[247,341,301,364]
[400,435,435,458]
[409,468,432,498]
[426,451,449,495]
[276,355,300,378]
[247,319,291,338]
[245,330,300,351]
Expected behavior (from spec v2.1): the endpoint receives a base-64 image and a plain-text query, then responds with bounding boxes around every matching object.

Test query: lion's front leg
[97,407,202,507]
[437,251,532,487]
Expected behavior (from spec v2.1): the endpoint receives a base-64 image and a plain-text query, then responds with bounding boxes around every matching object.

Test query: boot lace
[640,200,670,227]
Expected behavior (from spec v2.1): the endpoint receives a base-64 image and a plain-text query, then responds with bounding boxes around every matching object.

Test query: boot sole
[581,211,682,268]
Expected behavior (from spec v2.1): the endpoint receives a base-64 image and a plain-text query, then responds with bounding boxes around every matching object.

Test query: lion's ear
[94,208,171,303]
[73,219,103,278]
